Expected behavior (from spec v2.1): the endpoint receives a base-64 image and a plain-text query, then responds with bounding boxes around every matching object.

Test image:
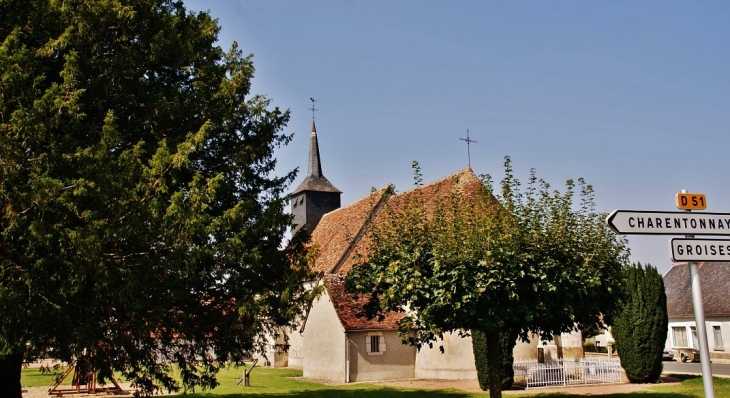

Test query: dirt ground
[22,384,142,398]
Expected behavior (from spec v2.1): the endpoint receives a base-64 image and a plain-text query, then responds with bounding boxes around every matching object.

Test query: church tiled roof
[310,166,489,276]
[664,262,730,317]
[308,167,494,332]
[309,187,392,275]
[325,275,405,331]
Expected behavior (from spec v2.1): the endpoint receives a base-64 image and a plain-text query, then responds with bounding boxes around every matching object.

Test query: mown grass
[21,363,71,388]
[21,365,730,397]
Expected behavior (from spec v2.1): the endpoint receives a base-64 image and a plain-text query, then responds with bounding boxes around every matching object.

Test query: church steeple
[292,120,341,195]
[307,121,324,178]
[291,117,341,234]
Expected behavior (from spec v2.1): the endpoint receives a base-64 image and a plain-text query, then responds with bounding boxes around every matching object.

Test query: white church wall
[302,289,347,382]
[415,332,477,379]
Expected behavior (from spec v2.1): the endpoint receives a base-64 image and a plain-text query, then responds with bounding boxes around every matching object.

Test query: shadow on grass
[176,390,702,398]
[661,373,699,382]
[175,384,709,398]
[174,374,730,398]
[530,395,697,398]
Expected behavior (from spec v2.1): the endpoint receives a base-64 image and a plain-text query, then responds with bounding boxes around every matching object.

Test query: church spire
[291,104,342,234]
[293,119,340,195]
[308,120,324,178]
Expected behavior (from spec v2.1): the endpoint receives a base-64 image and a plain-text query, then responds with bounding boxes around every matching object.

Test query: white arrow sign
[670,238,730,262]
[606,210,730,235]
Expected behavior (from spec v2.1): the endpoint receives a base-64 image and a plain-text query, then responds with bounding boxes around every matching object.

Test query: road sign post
[678,190,715,398]
[606,191,717,398]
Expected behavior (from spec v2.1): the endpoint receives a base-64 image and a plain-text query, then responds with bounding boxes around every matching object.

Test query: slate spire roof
[292,121,341,194]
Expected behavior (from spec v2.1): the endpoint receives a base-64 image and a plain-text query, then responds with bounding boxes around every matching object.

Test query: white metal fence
[513,358,623,388]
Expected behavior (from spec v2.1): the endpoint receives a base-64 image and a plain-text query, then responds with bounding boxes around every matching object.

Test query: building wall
[666,317,730,360]
[302,289,347,382]
[415,332,477,379]
[287,327,304,369]
[414,331,548,380]
[265,329,289,367]
[288,280,322,369]
[513,333,540,360]
[559,330,585,359]
[347,330,416,382]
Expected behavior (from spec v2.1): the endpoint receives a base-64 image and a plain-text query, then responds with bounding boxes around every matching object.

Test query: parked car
[677,348,700,363]
[662,350,674,361]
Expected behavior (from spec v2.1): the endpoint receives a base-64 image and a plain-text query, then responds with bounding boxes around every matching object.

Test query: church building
[277,119,582,382]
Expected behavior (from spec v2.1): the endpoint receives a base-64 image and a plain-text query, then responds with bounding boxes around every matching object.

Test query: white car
[662,350,674,361]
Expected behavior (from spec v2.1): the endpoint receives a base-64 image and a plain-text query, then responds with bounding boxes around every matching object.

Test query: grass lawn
[22,365,730,397]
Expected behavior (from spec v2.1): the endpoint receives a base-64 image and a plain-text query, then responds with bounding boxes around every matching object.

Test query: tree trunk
[485,329,502,398]
[0,351,24,398]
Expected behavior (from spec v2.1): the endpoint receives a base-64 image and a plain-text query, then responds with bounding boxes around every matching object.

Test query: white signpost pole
[680,190,715,398]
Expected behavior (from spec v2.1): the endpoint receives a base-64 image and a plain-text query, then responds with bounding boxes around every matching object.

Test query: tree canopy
[0,1,312,396]
[346,158,629,397]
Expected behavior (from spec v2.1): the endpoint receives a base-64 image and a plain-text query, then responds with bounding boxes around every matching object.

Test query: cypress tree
[613,262,668,383]
[472,328,518,391]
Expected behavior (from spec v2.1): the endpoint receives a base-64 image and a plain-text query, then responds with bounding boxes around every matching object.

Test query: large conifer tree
[613,263,668,383]
[0,1,313,397]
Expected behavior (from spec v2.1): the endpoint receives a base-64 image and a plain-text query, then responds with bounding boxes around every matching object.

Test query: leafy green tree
[347,158,629,398]
[0,1,313,397]
[613,263,668,383]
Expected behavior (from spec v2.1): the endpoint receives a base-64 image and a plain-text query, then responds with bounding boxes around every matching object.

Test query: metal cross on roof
[459,129,477,166]
[309,97,318,120]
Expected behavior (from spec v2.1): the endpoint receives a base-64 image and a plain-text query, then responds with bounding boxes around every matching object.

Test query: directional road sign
[670,238,730,262]
[606,210,730,235]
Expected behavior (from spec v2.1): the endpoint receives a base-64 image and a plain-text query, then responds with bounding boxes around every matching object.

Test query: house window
[691,326,699,349]
[366,332,385,355]
[672,326,687,347]
[713,326,724,350]
[371,335,380,352]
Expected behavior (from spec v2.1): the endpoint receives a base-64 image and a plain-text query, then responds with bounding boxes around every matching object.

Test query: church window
[366,332,385,355]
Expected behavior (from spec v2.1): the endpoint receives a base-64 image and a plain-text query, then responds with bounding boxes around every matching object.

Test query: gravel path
[23,384,141,398]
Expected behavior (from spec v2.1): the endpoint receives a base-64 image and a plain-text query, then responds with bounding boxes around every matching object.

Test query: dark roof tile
[664,262,730,317]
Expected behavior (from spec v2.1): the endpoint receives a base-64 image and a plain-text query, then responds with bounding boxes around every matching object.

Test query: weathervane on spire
[309,97,318,121]
[460,129,477,166]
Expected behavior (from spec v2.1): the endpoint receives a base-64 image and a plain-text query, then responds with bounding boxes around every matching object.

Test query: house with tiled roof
[281,120,580,382]
[664,262,730,361]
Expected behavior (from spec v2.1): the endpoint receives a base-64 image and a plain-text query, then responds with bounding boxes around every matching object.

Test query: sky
[184,0,730,276]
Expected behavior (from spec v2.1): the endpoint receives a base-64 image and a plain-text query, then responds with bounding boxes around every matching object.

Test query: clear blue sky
[185,0,730,275]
